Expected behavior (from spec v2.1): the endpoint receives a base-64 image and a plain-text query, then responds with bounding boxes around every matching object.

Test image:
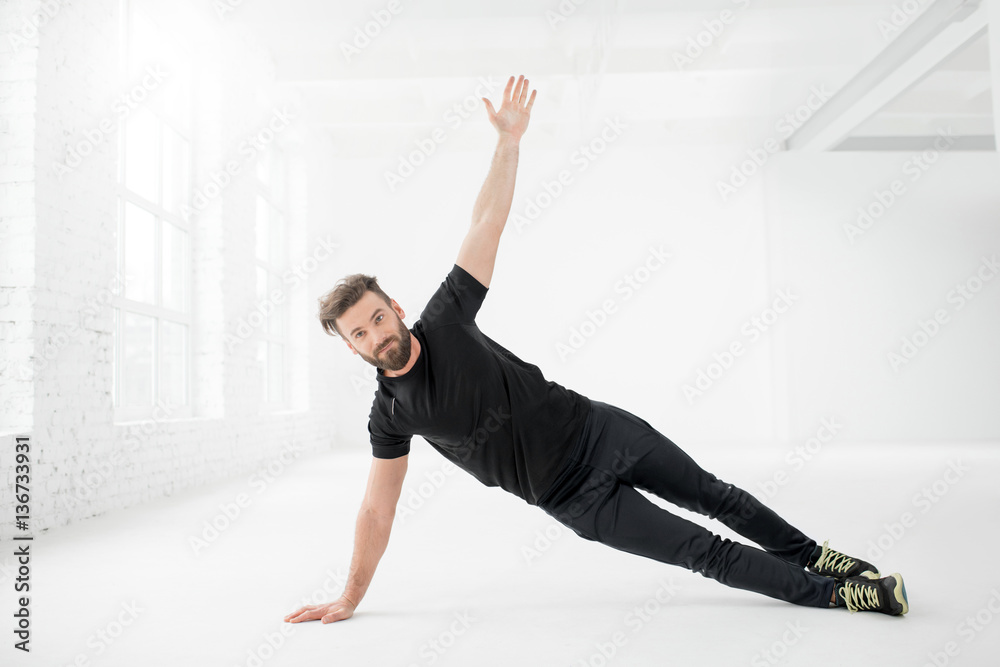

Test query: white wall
[766,150,1000,443]
[316,118,1000,457]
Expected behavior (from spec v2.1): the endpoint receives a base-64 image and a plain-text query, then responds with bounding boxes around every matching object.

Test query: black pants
[536,400,835,608]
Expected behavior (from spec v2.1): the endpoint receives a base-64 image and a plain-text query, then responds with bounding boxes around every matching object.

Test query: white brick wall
[0,0,41,438]
[0,0,337,538]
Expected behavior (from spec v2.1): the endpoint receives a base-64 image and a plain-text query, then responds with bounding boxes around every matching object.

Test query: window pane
[269,210,285,269]
[122,312,154,408]
[257,340,267,403]
[256,266,268,303]
[255,196,268,262]
[256,151,269,185]
[268,271,283,336]
[268,342,283,405]
[127,11,163,83]
[160,320,187,408]
[271,151,285,205]
[125,106,159,203]
[162,125,190,216]
[162,60,191,129]
[124,202,156,303]
[162,221,188,312]
[116,196,124,278]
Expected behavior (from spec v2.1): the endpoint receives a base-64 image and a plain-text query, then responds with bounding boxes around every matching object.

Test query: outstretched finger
[518,78,529,106]
[525,88,537,113]
[502,76,515,103]
[285,607,321,623]
[511,74,524,104]
[284,605,313,621]
[482,97,497,122]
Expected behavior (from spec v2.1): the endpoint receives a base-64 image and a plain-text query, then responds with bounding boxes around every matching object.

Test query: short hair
[317,273,392,339]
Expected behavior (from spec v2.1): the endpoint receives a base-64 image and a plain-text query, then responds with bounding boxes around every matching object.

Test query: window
[255,147,289,408]
[113,4,193,420]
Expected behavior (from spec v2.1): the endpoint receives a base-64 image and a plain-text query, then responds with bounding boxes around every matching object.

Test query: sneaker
[808,540,880,580]
[833,573,909,616]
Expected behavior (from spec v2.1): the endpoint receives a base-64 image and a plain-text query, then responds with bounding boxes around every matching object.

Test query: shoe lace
[814,540,856,575]
[841,578,881,613]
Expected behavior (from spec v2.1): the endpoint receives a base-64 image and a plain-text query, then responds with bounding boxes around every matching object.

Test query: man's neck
[383,333,421,378]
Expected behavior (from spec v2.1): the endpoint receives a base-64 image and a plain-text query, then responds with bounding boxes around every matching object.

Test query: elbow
[361,502,396,524]
[470,218,505,240]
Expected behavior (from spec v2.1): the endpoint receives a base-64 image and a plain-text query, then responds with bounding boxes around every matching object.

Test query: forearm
[470,133,520,232]
[342,506,394,607]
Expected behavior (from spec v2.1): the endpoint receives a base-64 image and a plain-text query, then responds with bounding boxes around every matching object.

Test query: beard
[358,316,413,372]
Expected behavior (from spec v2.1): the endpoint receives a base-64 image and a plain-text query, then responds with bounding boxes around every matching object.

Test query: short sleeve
[420,264,488,330]
[368,411,411,459]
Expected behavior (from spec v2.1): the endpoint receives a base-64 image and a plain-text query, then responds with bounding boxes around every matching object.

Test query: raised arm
[455,74,537,289]
[284,453,408,624]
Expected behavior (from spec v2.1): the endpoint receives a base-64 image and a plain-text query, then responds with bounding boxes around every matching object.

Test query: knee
[663,533,733,575]
[693,536,736,576]
[709,482,758,526]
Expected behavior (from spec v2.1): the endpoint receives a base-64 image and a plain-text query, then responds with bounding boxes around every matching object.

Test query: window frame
[112,0,195,423]
[253,147,290,411]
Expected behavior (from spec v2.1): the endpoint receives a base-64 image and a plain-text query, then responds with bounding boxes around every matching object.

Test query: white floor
[4,440,1000,667]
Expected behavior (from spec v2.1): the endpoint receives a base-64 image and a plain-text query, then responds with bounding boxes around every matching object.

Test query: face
[338,291,412,372]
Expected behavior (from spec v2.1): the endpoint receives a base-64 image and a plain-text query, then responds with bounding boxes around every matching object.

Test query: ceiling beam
[785,0,988,151]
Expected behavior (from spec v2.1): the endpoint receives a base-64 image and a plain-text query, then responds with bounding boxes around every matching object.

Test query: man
[284,75,908,625]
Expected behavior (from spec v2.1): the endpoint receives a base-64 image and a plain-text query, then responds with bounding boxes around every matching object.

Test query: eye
[375,314,383,323]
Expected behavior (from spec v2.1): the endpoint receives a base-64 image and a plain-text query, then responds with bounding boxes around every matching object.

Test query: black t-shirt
[367,263,592,506]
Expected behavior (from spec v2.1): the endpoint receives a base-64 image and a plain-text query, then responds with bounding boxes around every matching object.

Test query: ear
[343,339,358,355]
[390,298,405,320]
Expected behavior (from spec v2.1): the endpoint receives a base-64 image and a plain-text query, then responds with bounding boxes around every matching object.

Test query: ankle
[808,544,823,568]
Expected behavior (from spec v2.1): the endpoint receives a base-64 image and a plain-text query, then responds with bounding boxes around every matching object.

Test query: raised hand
[482,75,537,141]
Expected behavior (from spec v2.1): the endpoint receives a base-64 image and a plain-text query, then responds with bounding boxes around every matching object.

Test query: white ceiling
[201,0,995,155]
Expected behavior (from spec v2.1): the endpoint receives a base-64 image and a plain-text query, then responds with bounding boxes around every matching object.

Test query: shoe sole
[890,573,908,615]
